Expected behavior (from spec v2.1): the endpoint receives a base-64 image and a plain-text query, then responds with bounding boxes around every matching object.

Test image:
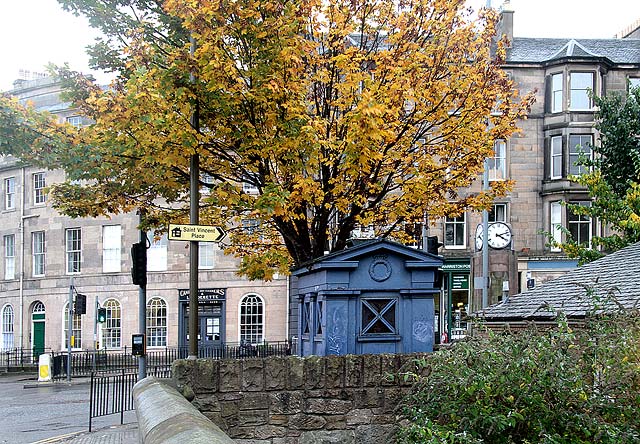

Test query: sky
[1,0,640,91]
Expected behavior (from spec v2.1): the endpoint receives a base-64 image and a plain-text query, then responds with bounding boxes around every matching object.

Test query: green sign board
[452,274,469,290]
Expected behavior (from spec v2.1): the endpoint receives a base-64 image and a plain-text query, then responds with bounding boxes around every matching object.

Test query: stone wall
[172,354,427,444]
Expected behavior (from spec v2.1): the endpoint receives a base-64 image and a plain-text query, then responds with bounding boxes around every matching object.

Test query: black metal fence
[1,348,51,372]
[52,340,294,380]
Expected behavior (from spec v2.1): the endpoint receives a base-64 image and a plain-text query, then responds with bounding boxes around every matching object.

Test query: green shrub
[398,313,640,444]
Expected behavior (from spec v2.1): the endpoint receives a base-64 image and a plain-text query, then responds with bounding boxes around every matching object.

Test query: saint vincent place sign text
[169,224,226,243]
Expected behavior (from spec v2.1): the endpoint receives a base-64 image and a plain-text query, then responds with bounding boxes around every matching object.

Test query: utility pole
[67,277,73,382]
[137,212,147,380]
[188,34,200,359]
[482,159,490,308]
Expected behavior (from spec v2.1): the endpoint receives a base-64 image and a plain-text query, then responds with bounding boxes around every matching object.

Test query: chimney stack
[498,0,514,46]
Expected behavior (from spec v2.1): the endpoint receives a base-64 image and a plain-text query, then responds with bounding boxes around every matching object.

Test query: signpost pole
[188,34,200,360]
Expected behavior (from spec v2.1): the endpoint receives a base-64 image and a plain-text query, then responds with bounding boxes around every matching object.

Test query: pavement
[33,422,139,444]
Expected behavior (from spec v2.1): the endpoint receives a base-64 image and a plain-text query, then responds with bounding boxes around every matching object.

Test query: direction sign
[168,224,226,243]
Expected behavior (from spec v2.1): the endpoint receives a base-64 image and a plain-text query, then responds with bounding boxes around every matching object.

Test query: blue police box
[291,239,443,356]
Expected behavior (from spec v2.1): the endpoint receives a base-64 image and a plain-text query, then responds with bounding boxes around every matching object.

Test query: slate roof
[507,37,640,64]
[476,242,640,321]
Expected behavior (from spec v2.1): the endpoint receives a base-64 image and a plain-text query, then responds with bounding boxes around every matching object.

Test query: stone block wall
[172,354,427,444]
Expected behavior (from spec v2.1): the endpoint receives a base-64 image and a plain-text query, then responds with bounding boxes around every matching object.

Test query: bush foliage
[398,313,640,443]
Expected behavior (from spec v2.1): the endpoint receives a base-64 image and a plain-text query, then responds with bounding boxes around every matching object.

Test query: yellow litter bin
[38,353,51,382]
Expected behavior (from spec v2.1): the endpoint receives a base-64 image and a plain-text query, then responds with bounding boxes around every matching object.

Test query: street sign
[168,224,226,243]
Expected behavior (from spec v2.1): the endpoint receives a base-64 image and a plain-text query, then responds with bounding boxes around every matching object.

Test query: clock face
[475,224,483,251]
[487,222,512,249]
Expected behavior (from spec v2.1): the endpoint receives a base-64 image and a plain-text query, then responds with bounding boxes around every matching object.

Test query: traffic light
[74,293,87,315]
[131,241,147,287]
[97,307,107,323]
[426,236,443,255]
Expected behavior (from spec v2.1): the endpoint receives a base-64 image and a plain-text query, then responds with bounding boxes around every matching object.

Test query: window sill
[357,334,401,342]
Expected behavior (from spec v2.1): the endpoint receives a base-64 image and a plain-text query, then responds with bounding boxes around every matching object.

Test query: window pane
[2,305,14,349]
[147,233,168,272]
[199,242,215,269]
[488,140,507,181]
[552,73,563,112]
[570,73,593,110]
[4,235,15,280]
[146,298,167,347]
[102,299,121,349]
[102,225,121,272]
[240,294,264,344]
[568,202,591,246]
[66,228,82,273]
[489,204,507,223]
[569,135,592,176]
[64,303,82,349]
[32,231,45,276]
[5,177,15,210]
[444,215,466,248]
[551,136,562,179]
[33,172,46,204]
[361,299,396,335]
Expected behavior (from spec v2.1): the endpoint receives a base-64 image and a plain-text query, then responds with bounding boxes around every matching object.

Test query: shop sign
[442,262,471,272]
[179,288,226,303]
[452,274,469,290]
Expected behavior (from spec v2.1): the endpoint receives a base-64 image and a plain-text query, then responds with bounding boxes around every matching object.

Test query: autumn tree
[550,84,640,263]
[0,0,532,279]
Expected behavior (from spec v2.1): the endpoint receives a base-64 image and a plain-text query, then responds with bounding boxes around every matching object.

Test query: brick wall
[172,354,427,444]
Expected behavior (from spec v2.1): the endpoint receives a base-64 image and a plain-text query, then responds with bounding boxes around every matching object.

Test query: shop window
[361,298,397,335]
[239,294,264,344]
[102,299,121,349]
[146,298,167,347]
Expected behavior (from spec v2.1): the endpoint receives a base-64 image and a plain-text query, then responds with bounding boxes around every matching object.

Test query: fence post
[120,368,126,425]
[89,372,95,432]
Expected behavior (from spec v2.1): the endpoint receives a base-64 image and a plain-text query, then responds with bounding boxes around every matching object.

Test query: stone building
[423,4,640,341]
[0,77,288,354]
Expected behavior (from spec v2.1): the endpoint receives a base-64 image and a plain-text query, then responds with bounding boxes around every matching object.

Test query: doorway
[31,301,46,359]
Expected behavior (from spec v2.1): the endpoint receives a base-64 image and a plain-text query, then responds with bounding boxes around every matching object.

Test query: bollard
[38,353,52,382]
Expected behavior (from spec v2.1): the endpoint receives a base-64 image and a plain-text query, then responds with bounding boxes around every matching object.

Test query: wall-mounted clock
[487,222,512,249]
[475,224,484,251]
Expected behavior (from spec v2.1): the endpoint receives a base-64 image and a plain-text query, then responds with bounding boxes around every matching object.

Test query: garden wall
[172,354,426,444]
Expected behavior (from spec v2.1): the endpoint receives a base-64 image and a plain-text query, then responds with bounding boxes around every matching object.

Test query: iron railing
[52,340,295,380]
[1,347,52,372]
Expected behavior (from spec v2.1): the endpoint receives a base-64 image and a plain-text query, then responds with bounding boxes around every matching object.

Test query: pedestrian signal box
[97,308,107,323]
[132,334,146,356]
[74,293,87,315]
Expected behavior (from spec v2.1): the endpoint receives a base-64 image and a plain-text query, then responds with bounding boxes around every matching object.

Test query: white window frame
[630,77,640,91]
[488,140,507,181]
[66,228,82,274]
[4,234,15,280]
[489,203,507,223]
[102,225,122,272]
[1,304,14,350]
[199,242,216,269]
[33,172,46,205]
[101,299,121,349]
[146,297,167,348]
[239,294,264,344]
[550,202,563,252]
[4,177,15,210]
[550,136,563,180]
[66,116,83,128]
[63,303,82,350]
[147,233,168,272]
[568,201,592,248]
[32,231,45,277]
[569,72,594,111]
[569,134,593,176]
[551,73,563,113]
[444,214,466,249]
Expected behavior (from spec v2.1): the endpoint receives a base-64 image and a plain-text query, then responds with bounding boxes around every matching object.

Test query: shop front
[440,259,471,342]
[178,288,226,349]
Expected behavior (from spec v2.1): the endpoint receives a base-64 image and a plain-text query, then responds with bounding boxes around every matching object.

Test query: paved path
[35,422,139,444]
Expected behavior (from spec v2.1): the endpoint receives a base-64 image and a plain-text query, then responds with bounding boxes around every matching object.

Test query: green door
[32,314,45,359]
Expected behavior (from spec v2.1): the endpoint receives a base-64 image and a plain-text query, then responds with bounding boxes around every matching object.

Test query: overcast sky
[1,0,640,91]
